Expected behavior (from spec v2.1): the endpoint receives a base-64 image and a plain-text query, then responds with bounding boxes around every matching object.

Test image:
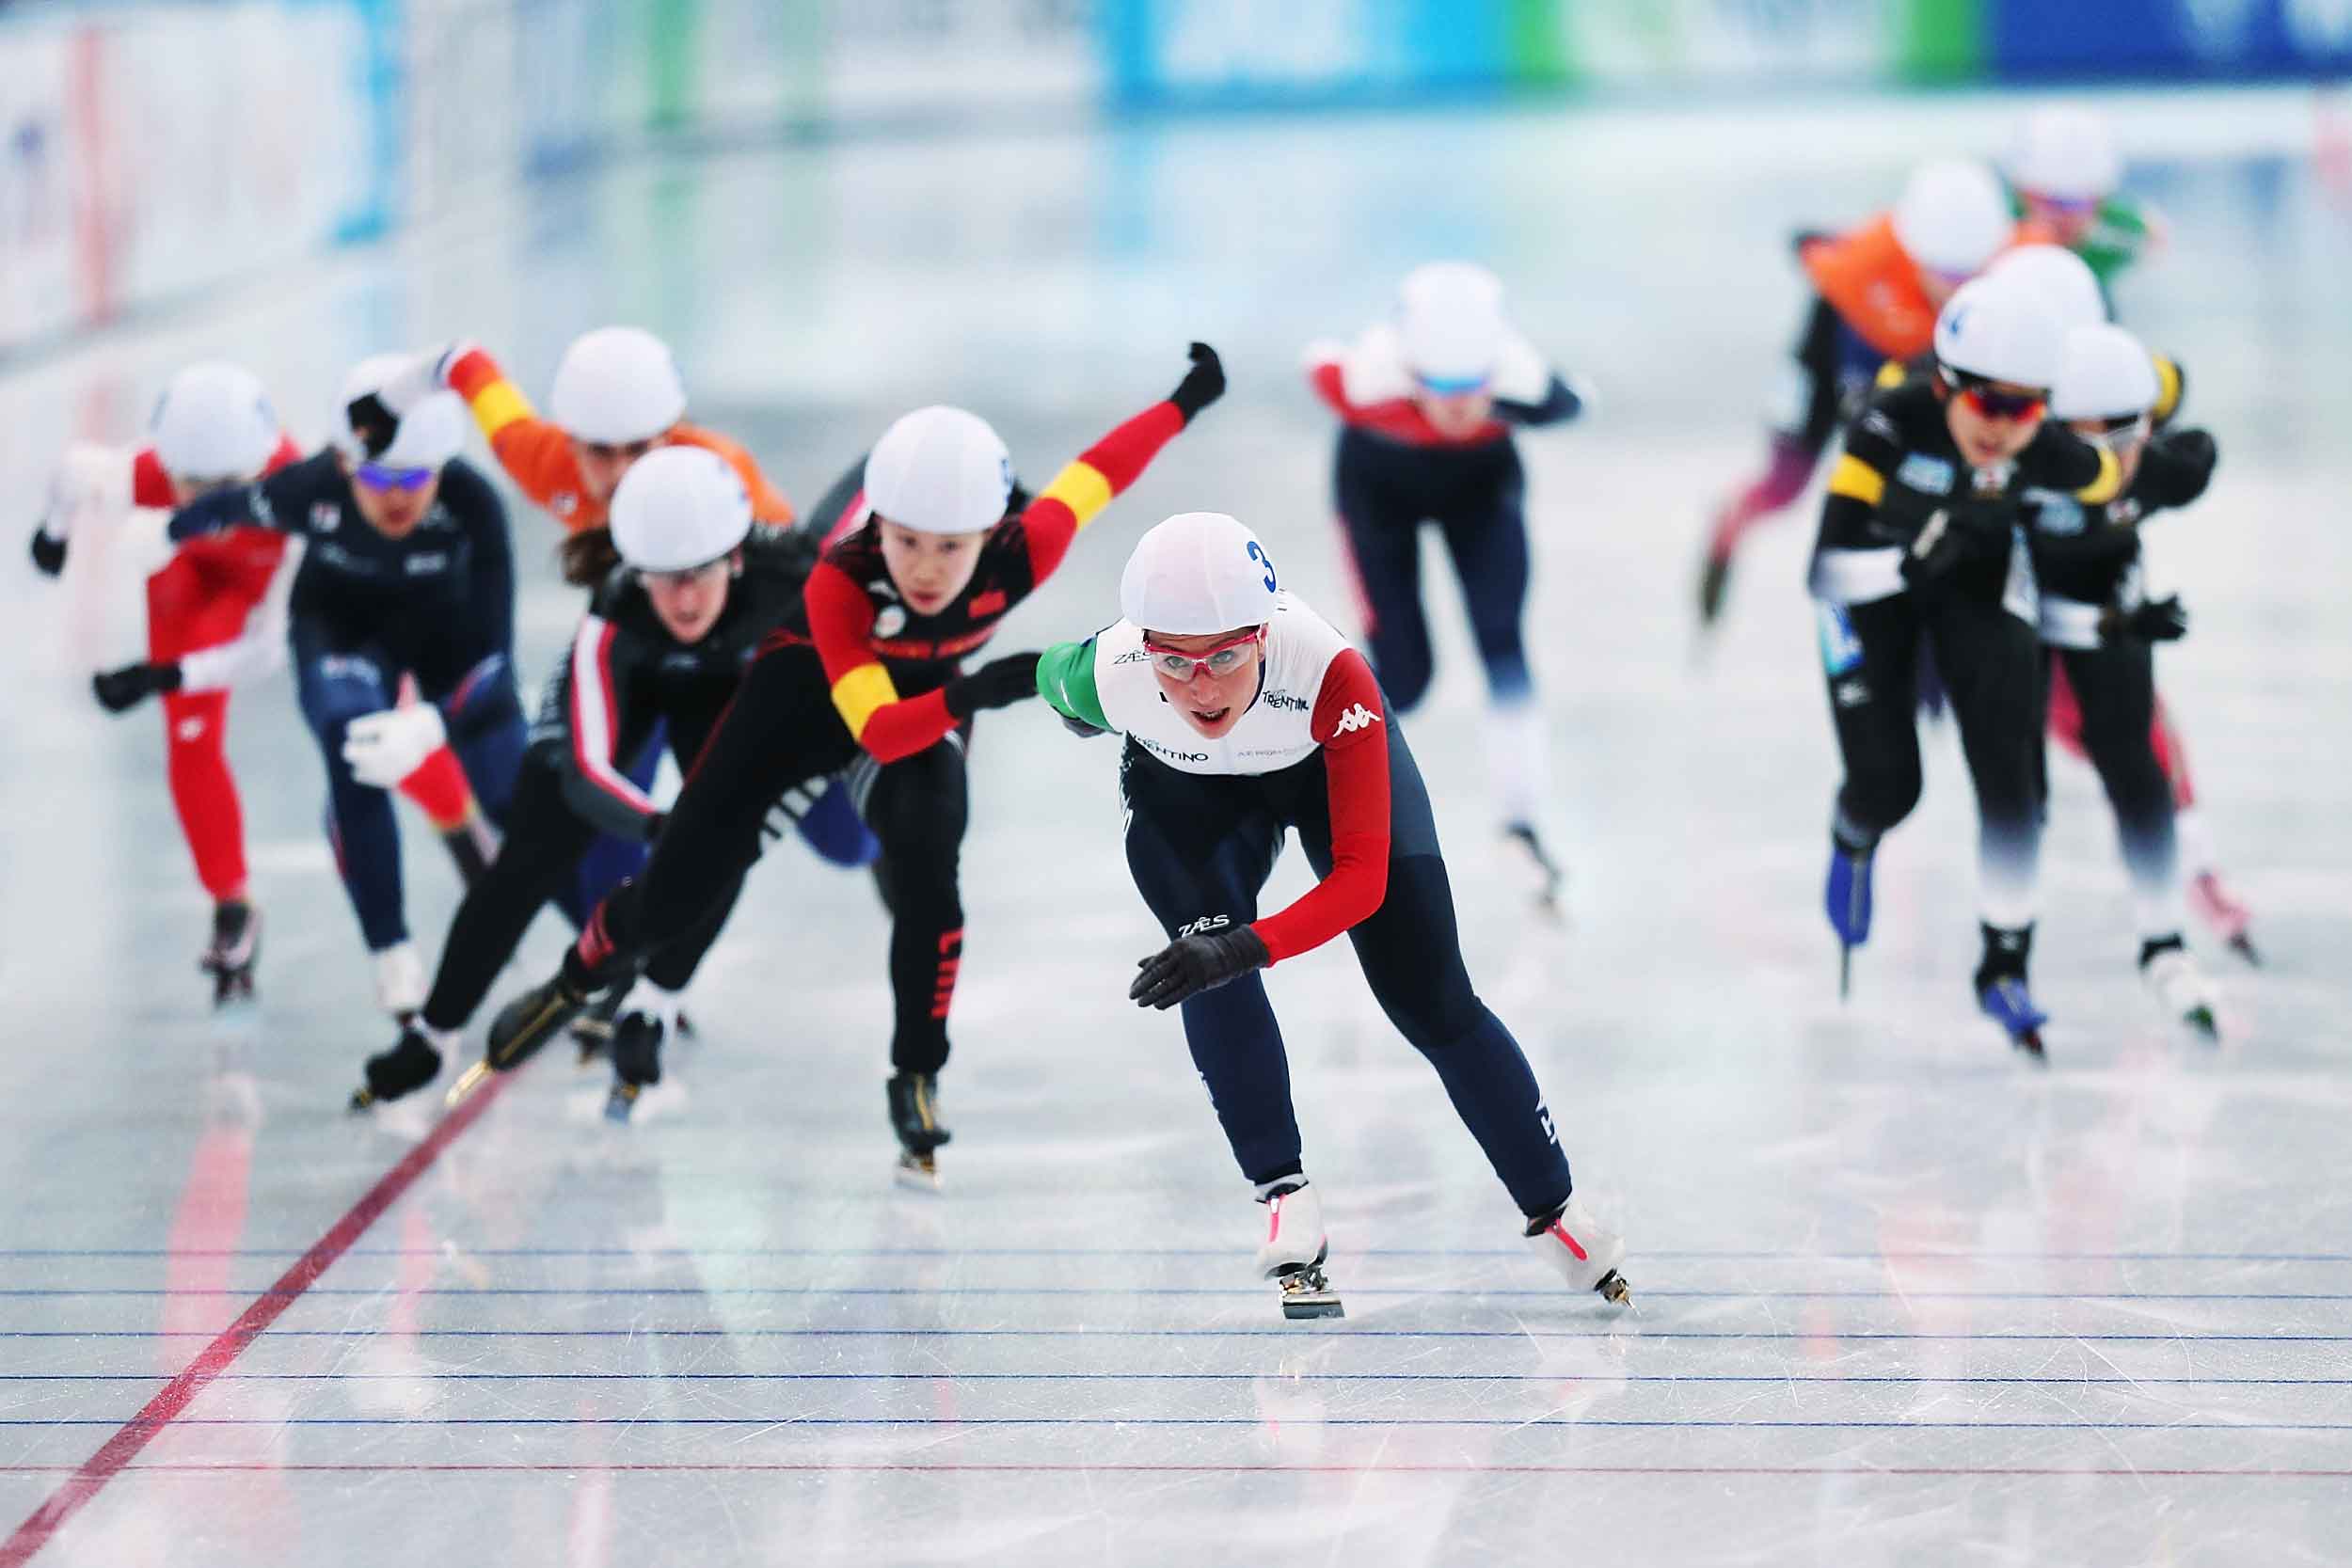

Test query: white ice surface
[1,86,2349,1567]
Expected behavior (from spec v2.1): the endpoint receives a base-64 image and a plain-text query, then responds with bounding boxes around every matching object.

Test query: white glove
[41,443,134,541]
[342,704,448,789]
[1487,333,1553,406]
[376,342,465,417]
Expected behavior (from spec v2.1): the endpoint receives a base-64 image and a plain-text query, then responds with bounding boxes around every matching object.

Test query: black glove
[1060,712,1109,739]
[29,529,66,577]
[2101,594,2189,643]
[168,483,260,542]
[2141,427,2217,506]
[1899,509,1970,590]
[944,652,1041,719]
[92,660,183,715]
[1167,341,1226,424]
[1131,924,1270,1010]
[344,391,400,460]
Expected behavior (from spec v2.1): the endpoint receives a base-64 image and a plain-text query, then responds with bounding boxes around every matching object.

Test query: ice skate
[1502,820,1566,912]
[603,1009,665,1123]
[1525,1194,1630,1306]
[200,900,261,1006]
[573,989,623,1063]
[349,1023,443,1111]
[2140,937,2220,1041]
[453,958,600,1107]
[373,940,427,1022]
[1975,925,2048,1059]
[1255,1179,1343,1321]
[2187,870,2260,967]
[887,1071,951,1189]
[1825,835,1874,1000]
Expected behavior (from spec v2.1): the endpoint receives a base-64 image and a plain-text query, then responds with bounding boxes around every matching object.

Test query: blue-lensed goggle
[1413,372,1490,397]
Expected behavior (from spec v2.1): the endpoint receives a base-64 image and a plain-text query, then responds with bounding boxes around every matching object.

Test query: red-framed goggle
[1140,626,1264,680]
[1941,368,2047,423]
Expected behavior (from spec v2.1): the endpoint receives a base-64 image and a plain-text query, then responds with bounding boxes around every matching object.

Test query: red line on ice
[0,1070,515,1568]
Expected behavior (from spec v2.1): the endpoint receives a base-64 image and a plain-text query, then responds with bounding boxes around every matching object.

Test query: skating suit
[1035,591,1577,1219]
[1305,324,1581,713]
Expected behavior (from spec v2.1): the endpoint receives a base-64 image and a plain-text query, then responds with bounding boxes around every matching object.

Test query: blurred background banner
[4,0,2348,356]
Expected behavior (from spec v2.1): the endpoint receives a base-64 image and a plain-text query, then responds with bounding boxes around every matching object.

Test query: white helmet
[2010,105,2122,204]
[549,326,688,445]
[1933,277,2066,391]
[1987,243,2107,333]
[2052,324,2160,421]
[151,361,278,481]
[610,445,752,571]
[862,405,1012,536]
[1396,261,1508,389]
[1891,158,2012,277]
[1119,512,1279,635]
[340,354,467,469]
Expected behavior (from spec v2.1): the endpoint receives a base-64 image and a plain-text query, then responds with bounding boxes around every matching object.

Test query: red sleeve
[1252,649,1392,964]
[262,434,304,475]
[1306,359,1354,419]
[129,447,174,509]
[805,559,958,763]
[1019,400,1187,581]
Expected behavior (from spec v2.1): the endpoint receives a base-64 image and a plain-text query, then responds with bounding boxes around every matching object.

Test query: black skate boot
[1975,923,2049,1061]
[201,900,261,1006]
[887,1072,951,1190]
[350,1023,443,1111]
[450,950,615,1106]
[604,1010,665,1123]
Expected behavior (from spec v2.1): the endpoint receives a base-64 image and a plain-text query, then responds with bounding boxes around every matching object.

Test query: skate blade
[1837,943,1851,1003]
[347,1085,378,1114]
[603,1084,640,1123]
[1274,1265,1343,1321]
[2228,933,2262,968]
[895,1152,942,1192]
[1594,1270,1632,1307]
[2010,1029,2048,1063]
[443,1059,493,1109]
[2183,1006,2220,1042]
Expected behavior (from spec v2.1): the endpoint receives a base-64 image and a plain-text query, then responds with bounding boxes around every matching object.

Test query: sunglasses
[581,438,660,465]
[355,463,437,492]
[1141,626,1263,681]
[1941,368,2047,423]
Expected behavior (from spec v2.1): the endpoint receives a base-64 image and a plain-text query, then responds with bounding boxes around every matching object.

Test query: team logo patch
[310,502,341,532]
[1816,602,1865,676]
[2031,492,2085,536]
[404,552,450,575]
[1329,704,1381,735]
[1896,453,1955,494]
[873,606,908,638]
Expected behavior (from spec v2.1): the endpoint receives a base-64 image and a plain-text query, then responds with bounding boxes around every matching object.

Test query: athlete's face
[571,436,665,505]
[346,459,441,538]
[644,554,738,644]
[878,520,989,616]
[1942,384,2047,468]
[2024,192,2100,248]
[1413,387,1496,439]
[1146,626,1267,740]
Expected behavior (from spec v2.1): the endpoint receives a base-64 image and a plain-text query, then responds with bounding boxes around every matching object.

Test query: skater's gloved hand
[167,484,259,543]
[343,391,401,460]
[1059,712,1109,739]
[2101,594,2189,643]
[1130,924,1270,1010]
[1167,341,1226,424]
[375,347,453,417]
[91,660,183,715]
[342,704,448,788]
[944,651,1042,719]
[28,528,66,577]
[2141,426,2217,506]
[1899,508,1970,590]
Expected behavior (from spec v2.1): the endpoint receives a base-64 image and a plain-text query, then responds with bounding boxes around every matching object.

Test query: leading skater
[1033,511,1629,1320]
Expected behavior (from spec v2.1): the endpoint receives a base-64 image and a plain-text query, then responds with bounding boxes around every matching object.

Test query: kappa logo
[1177,913,1230,938]
[1329,703,1381,735]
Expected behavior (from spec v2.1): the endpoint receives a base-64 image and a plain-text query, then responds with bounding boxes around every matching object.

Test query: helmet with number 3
[1120,512,1279,635]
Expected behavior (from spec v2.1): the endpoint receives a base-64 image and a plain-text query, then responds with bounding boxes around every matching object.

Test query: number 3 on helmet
[1247,540,1277,593]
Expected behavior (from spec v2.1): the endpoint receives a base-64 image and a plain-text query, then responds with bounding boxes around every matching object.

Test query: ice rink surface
[3,87,2350,1565]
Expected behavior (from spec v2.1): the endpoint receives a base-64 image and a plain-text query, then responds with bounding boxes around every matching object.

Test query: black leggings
[1118,727,1574,1219]
[2054,639,2178,938]
[589,644,970,1073]
[421,759,740,1034]
[1822,589,2044,930]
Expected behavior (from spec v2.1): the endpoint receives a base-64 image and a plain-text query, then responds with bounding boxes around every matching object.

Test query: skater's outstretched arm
[1016,342,1223,581]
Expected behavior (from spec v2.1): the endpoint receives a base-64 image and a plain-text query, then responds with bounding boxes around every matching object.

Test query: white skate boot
[2141,940,2219,1040]
[1255,1179,1342,1321]
[373,941,428,1021]
[1525,1194,1631,1306]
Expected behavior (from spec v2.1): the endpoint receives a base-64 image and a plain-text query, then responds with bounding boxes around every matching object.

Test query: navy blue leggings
[1335,429,1533,713]
[1119,724,1573,1218]
[296,641,531,952]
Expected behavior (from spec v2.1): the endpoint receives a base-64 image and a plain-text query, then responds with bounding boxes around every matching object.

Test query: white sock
[1486,698,1550,830]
